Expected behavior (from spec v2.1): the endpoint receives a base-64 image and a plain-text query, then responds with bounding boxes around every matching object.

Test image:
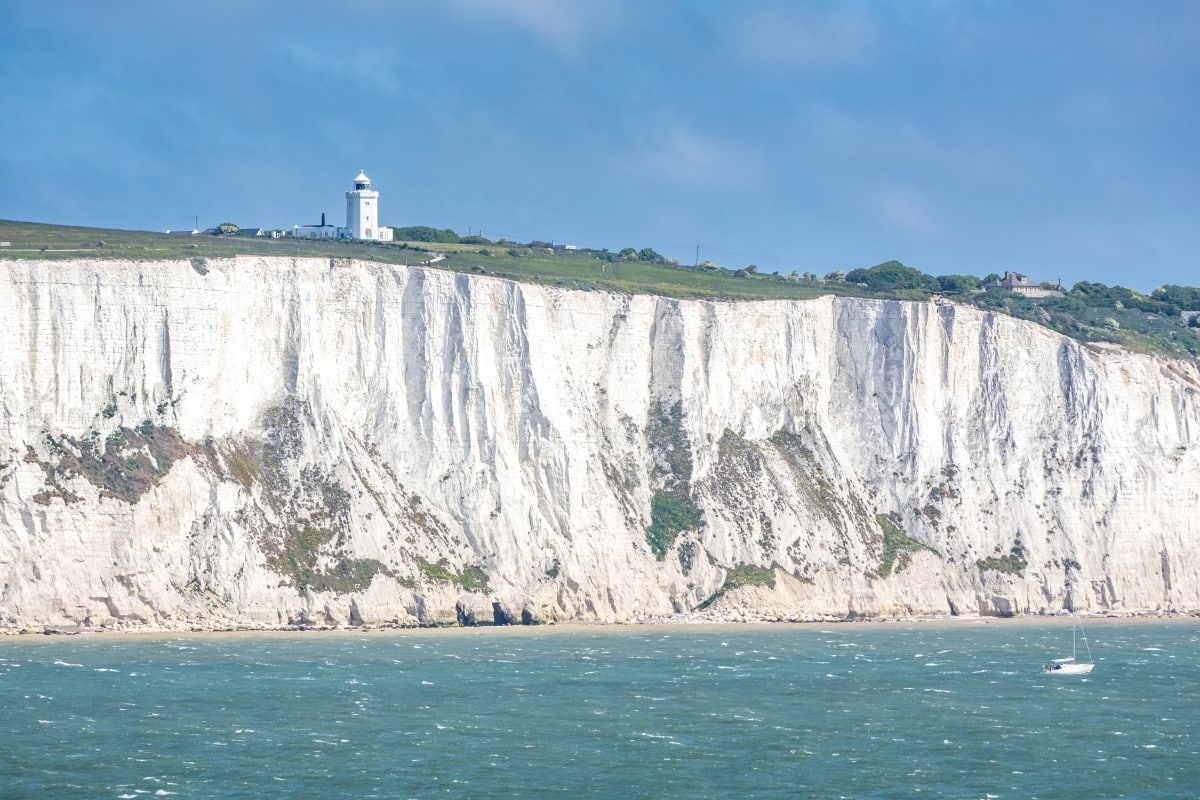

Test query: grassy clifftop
[3,219,1198,358]
[0,219,852,303]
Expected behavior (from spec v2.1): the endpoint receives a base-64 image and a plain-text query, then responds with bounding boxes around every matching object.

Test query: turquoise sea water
[2,620,1198,799]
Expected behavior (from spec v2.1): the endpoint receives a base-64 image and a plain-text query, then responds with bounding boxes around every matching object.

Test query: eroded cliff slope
[1,256,1198,630]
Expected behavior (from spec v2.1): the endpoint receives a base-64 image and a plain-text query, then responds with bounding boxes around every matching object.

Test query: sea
[2,619,1197,799]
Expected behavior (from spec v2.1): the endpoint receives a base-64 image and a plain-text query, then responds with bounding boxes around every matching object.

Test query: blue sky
[2,1,1197,290]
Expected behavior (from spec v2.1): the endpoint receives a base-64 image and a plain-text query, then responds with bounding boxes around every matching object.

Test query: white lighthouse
[344,170,393,241]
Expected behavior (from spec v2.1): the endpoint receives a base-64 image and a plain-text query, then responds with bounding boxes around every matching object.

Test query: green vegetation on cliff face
[27,423,192,505]
[875,514,937,577]
[201,403,396,595]
[977,543,1028,576]
[416,557,491,593]
[4,220,1198,357]
[645,403,705,560]
[647,493,704,560]
[262,528,391,595]
[697,564,777,609]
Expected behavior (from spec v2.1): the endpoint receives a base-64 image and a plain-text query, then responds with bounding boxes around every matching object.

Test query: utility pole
[695,245,700,268]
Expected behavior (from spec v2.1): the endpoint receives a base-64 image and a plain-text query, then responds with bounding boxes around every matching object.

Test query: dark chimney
[321,212,326,227]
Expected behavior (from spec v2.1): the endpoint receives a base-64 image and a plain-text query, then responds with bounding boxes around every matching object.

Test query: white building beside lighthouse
[291,170,395,241]
[344,170,393,241]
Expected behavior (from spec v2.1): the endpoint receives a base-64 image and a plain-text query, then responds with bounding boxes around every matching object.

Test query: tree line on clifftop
[804,259,1199,356]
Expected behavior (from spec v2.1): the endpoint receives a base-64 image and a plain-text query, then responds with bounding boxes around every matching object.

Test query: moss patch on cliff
[208,401,400,595]
[207,403,475,596]
[644,402,704,559]
[253,466,389,594]
[416,557,491,592]
[27,445,82,505]
[977,543,1028,576]
[647,492,705,560]
[769,430,842,519]
[31,422,192,504]
[709,430,765,507]
[458,565,491,593]
[310,558,393,594]
[769,428,879,578]
[373,460,456,547]
[213,440,263,490]
[876,514,934,577]
[647,402,693,491]
[704,430,785,555]
[261,522,391,594]
[697,563,777,609]
[206,402,309,503]
[400,489,452,542]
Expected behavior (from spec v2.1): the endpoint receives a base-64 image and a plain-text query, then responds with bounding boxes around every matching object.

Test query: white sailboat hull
[1045,662,1094,676]
[1041,609,1095,675]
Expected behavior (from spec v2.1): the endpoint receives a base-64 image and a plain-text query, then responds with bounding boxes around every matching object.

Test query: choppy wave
[2,621,1199,798]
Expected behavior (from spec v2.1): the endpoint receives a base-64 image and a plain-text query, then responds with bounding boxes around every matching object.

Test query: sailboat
[1042,611,1094,675]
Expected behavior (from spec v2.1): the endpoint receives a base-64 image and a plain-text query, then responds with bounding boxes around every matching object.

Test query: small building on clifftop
[985,271,1063,298]
[291,171,394,241]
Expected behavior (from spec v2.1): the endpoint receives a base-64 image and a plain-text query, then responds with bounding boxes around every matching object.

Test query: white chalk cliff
[1,256,1198,631]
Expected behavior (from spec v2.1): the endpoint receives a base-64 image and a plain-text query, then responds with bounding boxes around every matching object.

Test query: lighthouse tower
[344,170,392,241]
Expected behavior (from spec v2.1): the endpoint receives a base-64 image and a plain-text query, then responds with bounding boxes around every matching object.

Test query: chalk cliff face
[1,256,1198,630]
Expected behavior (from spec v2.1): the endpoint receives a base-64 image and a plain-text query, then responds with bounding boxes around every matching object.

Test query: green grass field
[0,219,857,302]
[3,218,1198,358]
[0,219,416,266]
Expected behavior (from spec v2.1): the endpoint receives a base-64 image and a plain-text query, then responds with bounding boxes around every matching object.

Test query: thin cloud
[446,0,625,60]
[726,5,878,70]
[281,43,404,97]
[625,126,768,192]
[1107,5,1200,69]
[800,103,1046,195]
[870,184,946,240]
